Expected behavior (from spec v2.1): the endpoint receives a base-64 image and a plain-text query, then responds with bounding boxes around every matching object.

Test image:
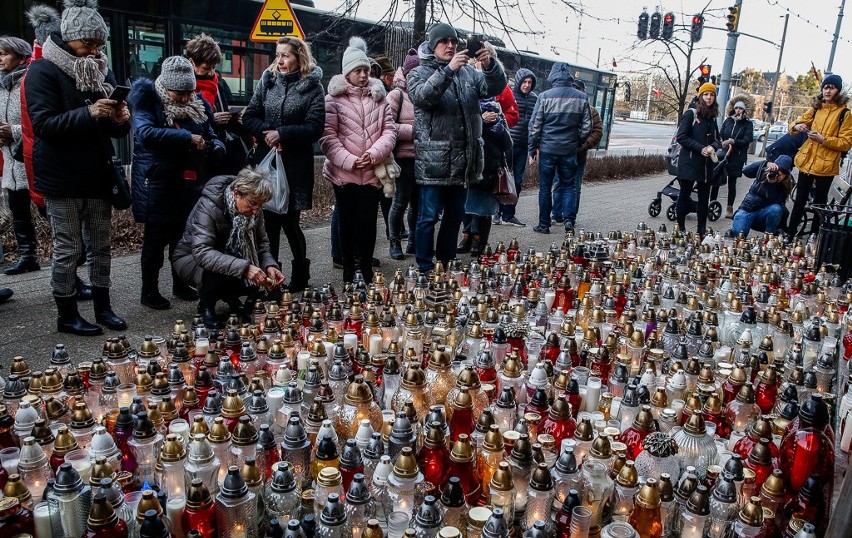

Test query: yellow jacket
[790,97,852,176]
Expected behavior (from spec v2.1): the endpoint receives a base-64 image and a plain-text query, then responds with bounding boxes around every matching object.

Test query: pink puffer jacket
[321,75,397,189]
[386,67,415,159]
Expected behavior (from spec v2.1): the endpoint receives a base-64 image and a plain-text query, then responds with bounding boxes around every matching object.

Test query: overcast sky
[314,0,849,80]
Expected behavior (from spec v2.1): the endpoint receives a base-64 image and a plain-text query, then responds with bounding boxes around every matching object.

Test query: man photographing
[728,155,793,238]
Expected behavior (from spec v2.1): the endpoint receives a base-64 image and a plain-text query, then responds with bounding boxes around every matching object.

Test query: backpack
[838,107,849,163]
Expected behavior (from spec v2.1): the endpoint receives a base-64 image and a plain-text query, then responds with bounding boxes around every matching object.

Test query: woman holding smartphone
[786,74,852,237]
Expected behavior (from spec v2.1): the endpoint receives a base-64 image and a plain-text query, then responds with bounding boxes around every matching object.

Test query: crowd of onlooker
[7,1,847,334]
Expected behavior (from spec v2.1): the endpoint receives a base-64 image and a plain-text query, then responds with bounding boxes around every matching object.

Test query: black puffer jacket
[407,41,507,187]
[739,160,790,213]
[676,108,721,183]
[720,116,753,176]
[509,68,537,148]
[243,66,325,211]
[25,35,130,199]
[172,175,278,288]
[128,78,223,224]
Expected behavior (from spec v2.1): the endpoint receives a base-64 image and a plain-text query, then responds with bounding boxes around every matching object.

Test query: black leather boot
[456,232,472,254]
[55,295,102,336]
[92,287,128,330]
[4,256,40,275]
[4,222,40,275]
[140,268,170,310]
[199,307,219,330]
[288,258,311,293]
[75,277,93,301]
[389,238,405,260]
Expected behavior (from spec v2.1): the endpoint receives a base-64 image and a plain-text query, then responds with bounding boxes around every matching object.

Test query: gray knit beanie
[427,23,458,51]
[60,0,107,43]
[159,56,196,91]
[342,37,370,77]
[26,4,61,46]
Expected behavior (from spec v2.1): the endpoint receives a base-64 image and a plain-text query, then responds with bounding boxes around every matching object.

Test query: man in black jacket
[408,22,506,272]
[730,155,792,237]
[25,0,131,336]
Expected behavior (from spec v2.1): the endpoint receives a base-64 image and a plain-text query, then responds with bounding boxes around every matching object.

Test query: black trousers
[263,209,306,265]
[140,221,183,280]
[676,179,712,235]
[5,188,37,256]
[387,158,417,241]
[333,183,380,284]
[787,172,833,235]
[710,174,739,206]
[198,269,254,310]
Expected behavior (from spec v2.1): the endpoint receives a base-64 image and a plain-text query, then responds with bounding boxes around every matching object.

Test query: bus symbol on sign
[250,0,305,42]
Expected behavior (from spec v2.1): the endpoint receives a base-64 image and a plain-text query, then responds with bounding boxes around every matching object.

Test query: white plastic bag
[258,149,289,214]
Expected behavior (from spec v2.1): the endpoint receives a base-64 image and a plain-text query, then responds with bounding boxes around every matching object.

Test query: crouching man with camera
[728,155,793,237]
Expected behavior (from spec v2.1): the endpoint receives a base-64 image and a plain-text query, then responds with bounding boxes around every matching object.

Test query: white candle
[585,376,602,412]
[166,496,186,538]
[343,333,358,350]
[195,338,209,357]
[34,502,52,538]
[267,388,285,416]
[369,334,383,357]
[297,351,310,372]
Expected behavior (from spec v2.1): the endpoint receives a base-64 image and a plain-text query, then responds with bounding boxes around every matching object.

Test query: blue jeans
[731,204,783,237]
[552,159,587,222]
[415,185,466,272]
[538,152,578,229]
[500,145,528,220]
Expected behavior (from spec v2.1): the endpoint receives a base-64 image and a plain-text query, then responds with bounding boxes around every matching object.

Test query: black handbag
[109,157,131,210]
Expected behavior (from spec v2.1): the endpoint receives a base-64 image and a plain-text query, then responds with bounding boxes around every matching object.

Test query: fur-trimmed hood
[127,77,161,110]
[327,73,387,101]
[725,93,755,119]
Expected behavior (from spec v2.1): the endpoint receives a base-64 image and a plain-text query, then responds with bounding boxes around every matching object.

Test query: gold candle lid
[393,446,420,478]
[635,477,662,509]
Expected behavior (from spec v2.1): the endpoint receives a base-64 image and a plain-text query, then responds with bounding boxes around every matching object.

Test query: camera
[767,171,778,180]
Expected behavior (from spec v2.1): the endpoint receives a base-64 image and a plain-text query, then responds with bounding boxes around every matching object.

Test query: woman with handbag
[129,55,225,310]
[25,0,131,336]
[675,82,721,236]
[242,36,324,292]
[458,96,511,257]
[320,37,397,284]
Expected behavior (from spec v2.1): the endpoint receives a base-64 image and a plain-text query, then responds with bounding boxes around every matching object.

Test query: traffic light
[649,11,662,39]
[638,10,649,39]
[699,64,712,78]
[691,14,704,42]
[624,81,631,102]
[763,101,773,114]
[662,12,675,40]
[727,5,740,33]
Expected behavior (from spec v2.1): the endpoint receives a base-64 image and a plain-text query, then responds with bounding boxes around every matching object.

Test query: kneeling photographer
[728,155,793,237]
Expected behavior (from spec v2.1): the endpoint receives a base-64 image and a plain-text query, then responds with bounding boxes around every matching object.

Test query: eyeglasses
[80,40,106,52]
[237,192,263,209]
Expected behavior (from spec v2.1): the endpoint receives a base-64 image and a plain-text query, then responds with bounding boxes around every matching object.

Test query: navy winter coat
[128,78,223,224]
[25,34,130,199]
[509,68,538,148]
[407,41,507,187]
[527,63,592,156]
[738,160,790,213]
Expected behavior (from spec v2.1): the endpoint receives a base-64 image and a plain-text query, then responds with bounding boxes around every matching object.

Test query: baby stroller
[649,144,730,221]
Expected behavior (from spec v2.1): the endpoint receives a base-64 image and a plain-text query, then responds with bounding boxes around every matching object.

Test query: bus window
[127,19,165,81]
[180,24,272,105]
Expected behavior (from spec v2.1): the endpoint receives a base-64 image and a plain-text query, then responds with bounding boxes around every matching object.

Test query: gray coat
[172,175,278,288]
[0,65,27,191]
[407,41,507,187]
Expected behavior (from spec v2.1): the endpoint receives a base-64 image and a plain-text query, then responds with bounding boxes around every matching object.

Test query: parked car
[757,123,786,143]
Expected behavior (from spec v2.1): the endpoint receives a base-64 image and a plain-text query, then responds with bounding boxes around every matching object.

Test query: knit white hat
[159,56,196,91]
[60,0,107,43]
[341,37,370,77]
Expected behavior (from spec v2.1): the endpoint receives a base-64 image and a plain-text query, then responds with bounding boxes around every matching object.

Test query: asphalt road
[604,120,676,155]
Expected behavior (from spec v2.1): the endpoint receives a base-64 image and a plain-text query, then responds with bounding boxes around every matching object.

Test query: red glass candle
[0,499,34,536]
[780,396,834,496]
[754,375,779,415]
[540,396,577,448]
[780,475,827,537]
[721,378,744,406]
[447,435,481,505]
[744,438,776,491]
[182,492,217,538]
[449,394,475,443]
[732,417,779,464]
[566,379,582,419]
[508,337,528,367]
[419,441,450,488]
[619,406,655,460]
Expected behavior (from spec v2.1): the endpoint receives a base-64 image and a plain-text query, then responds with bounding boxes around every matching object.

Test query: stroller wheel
[648,200,662,217]
[666,203,677,221]
[708,201,723,221]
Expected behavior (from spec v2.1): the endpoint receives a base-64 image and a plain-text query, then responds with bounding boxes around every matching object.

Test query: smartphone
[467,35,482,55]
[109,85,131,103]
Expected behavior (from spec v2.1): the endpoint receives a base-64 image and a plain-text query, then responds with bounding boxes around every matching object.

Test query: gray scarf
[225,185,260,284]
[0,64,26,92]
[154,77,207,127]
[41,36,112,96]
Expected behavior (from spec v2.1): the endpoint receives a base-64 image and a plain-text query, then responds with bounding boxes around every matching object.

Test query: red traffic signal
[662,12,675,40]
[698,64,712,78]
[665,13,674,24]
[691,14,704,42]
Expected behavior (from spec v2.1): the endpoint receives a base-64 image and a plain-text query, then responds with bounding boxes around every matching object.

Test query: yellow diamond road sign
[250,0,305,42]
